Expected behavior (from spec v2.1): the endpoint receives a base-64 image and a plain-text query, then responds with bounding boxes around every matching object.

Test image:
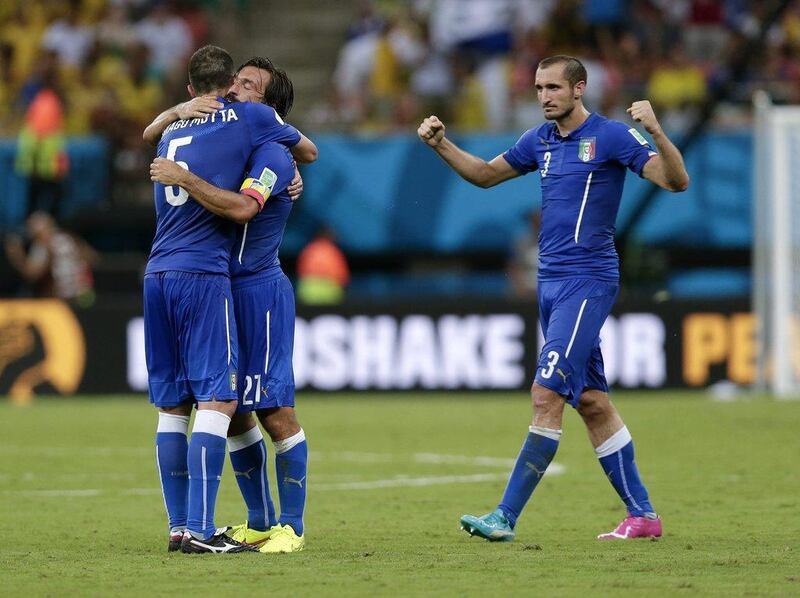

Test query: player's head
[535,55,587,121]
[263,66,294,118]
[187,45,234,96]
[229,57,294,118]
[229,56,274,104]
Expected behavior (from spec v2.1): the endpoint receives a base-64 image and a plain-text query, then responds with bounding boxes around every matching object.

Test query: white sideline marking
[314,473,509,490]
[5,489,103,497]
[1,451,566,497]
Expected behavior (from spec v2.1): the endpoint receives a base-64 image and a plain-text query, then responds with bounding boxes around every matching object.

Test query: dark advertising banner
[0,297,755,400]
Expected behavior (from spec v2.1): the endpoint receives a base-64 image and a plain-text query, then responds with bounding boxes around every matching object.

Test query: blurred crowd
[320,0,800,133]
[0,0,222,204]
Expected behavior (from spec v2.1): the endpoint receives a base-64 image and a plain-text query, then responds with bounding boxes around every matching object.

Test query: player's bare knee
[258,406,300,442]
[227,411,257,437]
[577,390,612,421]
[159,403,192,417]
[531,383,563,417]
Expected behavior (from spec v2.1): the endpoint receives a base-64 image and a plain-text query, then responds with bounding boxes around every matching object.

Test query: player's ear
[573,81,586,100]
[187,84,196,98]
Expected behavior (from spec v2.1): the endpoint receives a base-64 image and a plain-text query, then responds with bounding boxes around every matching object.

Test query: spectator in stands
[296,227,350,305]
[1,3,47,93]
[41,0,95,79]
[15,50,69,218]
[507,210,540,298]
[647,43,707,130]
[5,212,97,306]
[134,0,192,81]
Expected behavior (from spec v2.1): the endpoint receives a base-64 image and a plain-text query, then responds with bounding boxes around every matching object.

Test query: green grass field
[1,392,798,597]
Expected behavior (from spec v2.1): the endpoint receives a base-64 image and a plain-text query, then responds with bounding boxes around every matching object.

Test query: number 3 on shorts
[540,350,560,379]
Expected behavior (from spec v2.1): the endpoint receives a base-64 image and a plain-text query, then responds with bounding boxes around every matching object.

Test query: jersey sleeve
[239,143,291,210]
[502,128,539,174]
[245,102,302,149]
[608,121,658,176]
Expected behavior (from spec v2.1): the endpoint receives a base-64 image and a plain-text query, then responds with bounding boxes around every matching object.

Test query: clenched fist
[418,115,446,147]
[627,100,661,135]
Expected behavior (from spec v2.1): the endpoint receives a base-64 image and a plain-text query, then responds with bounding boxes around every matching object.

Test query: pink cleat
[597,515,662,540]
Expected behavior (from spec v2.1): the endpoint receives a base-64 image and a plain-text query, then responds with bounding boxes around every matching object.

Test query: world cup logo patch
[578,137,596,162]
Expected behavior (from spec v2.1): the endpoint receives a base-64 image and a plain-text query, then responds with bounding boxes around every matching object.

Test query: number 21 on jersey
[164,136,193,206]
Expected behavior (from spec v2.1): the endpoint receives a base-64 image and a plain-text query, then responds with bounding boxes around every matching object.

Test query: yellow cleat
[228,522,277,548]
[259,524,305,553]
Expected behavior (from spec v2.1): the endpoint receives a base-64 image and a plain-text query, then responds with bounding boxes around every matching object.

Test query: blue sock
[498,426,561,528]
[274,429,307,536]
[228,427,277,531]
[155,413,190,531]
[187,410,231,540]
[596,426,655,517]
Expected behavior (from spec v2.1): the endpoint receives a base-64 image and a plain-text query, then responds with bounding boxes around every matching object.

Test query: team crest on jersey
[578,137,596,162]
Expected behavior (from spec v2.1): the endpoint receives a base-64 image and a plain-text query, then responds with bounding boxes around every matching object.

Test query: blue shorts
[534,278,618,407]
[231,270,295,412]
[143,271,238,408]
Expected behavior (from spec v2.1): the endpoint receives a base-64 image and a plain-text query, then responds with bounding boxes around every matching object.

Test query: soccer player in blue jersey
[145,45,316,554]
[150,65,309,553]
[418,55,689,542]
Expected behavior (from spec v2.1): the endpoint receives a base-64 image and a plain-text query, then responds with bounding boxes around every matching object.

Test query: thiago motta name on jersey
[163,108,239,134]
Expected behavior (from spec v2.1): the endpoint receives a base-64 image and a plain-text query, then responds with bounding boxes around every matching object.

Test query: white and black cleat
[180,527,258,554]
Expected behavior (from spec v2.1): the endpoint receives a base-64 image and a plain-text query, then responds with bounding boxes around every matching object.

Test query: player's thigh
[534,279,618,405]
[234,274,296,413]
[182,274,239,402]
[583,341,610,394]
[143,273,191,407]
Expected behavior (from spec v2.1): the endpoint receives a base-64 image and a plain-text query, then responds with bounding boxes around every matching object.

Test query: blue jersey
[146,98,301,276]
[230,142,296,279]
[503,113,656,282]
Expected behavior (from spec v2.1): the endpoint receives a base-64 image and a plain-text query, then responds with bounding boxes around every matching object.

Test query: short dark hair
[188,45,234,94]
[236,57,294,118]
[264,67,294,118]
[538,55,587,88]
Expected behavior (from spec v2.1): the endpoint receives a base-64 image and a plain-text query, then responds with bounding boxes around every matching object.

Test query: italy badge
[578,137,596,162]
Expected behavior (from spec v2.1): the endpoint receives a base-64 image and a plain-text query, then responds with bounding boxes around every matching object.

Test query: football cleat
[597,514,662,540]
[168,529,184,552]
[259,524,305,553]
[460,509,515,542]
[180,527,258,553]
[229,522,276,548]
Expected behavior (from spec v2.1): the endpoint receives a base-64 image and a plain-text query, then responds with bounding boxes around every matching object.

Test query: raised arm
[150,157,259,225]
[417,116,519,188]
[628,101,689,192]
[142,96,224,146]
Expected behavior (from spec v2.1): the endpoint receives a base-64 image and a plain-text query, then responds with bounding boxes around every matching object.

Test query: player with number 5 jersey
[143,45,317,555]
[418,55,689,542]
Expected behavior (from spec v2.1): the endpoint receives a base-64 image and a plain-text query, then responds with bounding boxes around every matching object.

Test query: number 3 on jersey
[165,136,193,206]
[540,350,559,379]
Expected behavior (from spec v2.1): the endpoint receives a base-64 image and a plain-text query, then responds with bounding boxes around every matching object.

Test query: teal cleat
[460,509,515,542]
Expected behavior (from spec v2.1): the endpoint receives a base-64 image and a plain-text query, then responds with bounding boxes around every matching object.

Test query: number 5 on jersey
[165,136,193,206]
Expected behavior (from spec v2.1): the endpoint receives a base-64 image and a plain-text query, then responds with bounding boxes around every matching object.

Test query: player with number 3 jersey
[418,55,689,542]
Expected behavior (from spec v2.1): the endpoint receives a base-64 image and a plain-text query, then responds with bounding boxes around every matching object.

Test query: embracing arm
[629,101,689,192]
[150,158,259,225]
[417,116,519,188]
[142,96,224,146]
[291,133,318,164]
